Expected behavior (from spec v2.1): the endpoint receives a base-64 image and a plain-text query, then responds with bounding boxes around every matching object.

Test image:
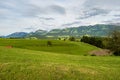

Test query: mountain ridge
[6,32,28,38]
[4,24,120,38]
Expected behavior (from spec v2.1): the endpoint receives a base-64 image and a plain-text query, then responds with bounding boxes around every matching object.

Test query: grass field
[0,39,99,55]
[0,39,120,80]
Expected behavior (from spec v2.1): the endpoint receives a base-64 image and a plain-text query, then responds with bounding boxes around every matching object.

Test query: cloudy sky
[0,0,120,35]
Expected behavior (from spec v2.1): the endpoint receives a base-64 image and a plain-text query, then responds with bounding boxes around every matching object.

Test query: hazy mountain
[0,36,5,38]
[46,24,119,37]
[26,30,47,38]
[6,32,28,38]
[5,24,120,38]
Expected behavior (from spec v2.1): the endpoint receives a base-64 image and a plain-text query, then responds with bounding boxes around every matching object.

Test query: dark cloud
[114,15,120,17]
[20,4,66,17]
[18,4,49,17]
[102,18,120,24]
[102,20,113,24]
[62,21,81,26]
[84,0,120,9]
[0,0,66,19]
[39,17,55,20]
[77,8,110,19]
[24,27,35,30]
[49,5,66,15]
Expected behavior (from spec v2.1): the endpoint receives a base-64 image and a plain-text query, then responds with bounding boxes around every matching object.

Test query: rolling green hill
[0,39,99,55]
[0,46,120,80]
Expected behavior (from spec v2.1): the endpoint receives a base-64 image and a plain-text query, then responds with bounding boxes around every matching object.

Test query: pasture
[0,39,120,80]
[0,39,99,55]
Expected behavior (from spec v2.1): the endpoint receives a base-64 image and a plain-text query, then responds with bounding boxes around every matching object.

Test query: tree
[81,36,89,43]
[58,38,61,40]
[47,41,52,46]
[69,37,75,41]
[108,30,120,56]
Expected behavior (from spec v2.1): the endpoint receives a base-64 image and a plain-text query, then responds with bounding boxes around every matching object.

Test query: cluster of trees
[108,30,120,56]
[58,37,76,41]
[80,30,120,56]
[81,36,104,48]
[58,29,120,56]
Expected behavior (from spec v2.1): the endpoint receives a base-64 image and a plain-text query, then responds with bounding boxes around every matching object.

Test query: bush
[114,51,120,56]
[91,54,96,56]
[69,37,75,41]
[84,54,88,56]
[47,41,52,46]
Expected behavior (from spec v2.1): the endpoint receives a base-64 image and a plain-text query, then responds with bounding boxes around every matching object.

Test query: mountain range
[3,24,120,38]
[6,32,28,38]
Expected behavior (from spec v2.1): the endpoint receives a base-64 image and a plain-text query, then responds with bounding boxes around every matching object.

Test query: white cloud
[0,0,120,35]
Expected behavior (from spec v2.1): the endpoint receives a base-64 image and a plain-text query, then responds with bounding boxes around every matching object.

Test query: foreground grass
[0,46,120,80]
[0,39,99,55]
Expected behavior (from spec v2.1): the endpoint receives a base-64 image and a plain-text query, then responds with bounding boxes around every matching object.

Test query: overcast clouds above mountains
[0,0,120,35]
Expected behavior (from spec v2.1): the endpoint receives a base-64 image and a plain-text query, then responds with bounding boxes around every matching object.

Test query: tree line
[81,30,120,56]
[67,29,120,56]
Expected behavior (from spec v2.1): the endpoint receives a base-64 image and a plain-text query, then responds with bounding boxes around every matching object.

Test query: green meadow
[0,39,120,80]
[0,39,99,55]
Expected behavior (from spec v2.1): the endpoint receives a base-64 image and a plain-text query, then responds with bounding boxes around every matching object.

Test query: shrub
[84,54,88,56]
[114,51,120,56]
[91,54,96,56]
[47,41,52,46]
[69,37,75,41]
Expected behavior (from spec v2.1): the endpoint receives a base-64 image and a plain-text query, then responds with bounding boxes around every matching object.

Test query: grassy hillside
[0,46,120,80]
[0,39,99,55]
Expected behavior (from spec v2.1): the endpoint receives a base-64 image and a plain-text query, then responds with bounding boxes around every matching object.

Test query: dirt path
[90,49,112,56]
